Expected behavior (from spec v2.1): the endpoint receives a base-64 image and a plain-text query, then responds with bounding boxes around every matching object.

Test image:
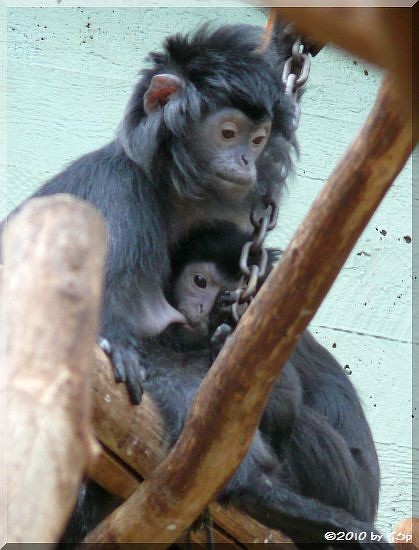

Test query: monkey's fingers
[218,289,240,306]
[124,360,147,405]
[99,336,127,382]
[211,323,233,345]
[210,323,233,361]
[108,345,127,384]
[267,248,283,265]
[125,352,149,405]
[105,343,148,404]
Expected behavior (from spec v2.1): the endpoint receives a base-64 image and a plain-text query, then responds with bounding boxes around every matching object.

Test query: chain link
[282,37,311,128]
[223,35,312,329]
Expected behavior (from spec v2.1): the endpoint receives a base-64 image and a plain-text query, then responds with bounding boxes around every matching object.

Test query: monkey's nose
[241,154,249,166]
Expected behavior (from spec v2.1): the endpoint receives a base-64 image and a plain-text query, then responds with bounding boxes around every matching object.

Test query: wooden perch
[87,77,412,545]
[90,348,293,546]
[1,195,106,543]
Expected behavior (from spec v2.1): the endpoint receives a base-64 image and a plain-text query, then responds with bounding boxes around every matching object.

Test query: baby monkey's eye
[253,135,265,145]
[194,274,207,289]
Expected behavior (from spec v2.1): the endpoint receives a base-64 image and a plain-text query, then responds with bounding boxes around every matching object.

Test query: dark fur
[160,224,380,515]
[2,24,296,403]
[60,482,121,546]
[65,342,383,547]
[170,222,249,282]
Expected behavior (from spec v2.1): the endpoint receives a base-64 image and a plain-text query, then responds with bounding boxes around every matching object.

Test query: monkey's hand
[99,337,148,405]
[209,323,233,362]
[208,290,237,361]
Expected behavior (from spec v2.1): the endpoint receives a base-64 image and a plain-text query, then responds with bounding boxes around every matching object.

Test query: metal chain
[228,36,312,326]
[282,36,311,129]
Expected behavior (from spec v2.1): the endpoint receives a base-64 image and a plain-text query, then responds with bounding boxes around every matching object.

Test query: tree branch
[2,195,106,543]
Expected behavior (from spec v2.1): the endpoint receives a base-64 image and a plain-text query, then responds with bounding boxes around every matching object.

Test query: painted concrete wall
[4,6,413,536]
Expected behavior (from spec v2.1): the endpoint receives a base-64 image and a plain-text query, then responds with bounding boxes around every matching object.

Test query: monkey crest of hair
[119,24,296,201]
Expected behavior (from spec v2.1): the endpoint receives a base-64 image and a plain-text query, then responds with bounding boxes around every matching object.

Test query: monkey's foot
[99,337,148,405]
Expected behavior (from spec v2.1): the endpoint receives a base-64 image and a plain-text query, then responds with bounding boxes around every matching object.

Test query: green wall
[4,6,413,537]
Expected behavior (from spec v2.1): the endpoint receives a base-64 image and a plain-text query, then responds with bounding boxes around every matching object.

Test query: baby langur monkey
[166,222,281,360]
[164,222,255,350]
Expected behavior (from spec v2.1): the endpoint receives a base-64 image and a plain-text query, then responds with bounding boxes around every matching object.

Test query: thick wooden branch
[90,348,293,546]
[90,445,141,501]
[2,195,106,543]
[87,76,411,545]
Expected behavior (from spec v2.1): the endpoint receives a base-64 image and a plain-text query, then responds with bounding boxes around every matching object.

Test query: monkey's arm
[100,276,185,404]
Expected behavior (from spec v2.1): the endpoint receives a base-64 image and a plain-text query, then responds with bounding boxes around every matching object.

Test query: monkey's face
[191,108,271,196]
[172,260,239,337]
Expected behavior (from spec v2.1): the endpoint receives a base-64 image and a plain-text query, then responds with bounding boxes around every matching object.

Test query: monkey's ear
[144,74,183,115]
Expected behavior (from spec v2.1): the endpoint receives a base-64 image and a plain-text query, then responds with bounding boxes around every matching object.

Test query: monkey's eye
[220,122,238,141]
[193,274,207,289]
[252,135,265,146]
[252,124,271,149]
[222,129,235,139]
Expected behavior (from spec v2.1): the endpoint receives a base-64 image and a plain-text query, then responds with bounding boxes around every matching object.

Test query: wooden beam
[90,349,293,546]
[90,445,141,501]
[86,76,411,545]
[2,195,106,543]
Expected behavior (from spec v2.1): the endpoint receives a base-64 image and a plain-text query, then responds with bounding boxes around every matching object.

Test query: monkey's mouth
[215,172,253,190]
